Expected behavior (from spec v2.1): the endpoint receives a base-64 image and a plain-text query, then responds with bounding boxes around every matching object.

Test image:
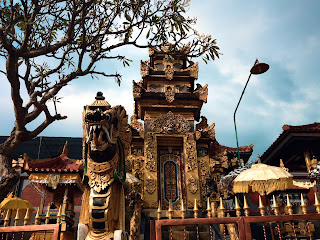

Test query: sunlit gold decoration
[145,133,157,172]
[187,176,198,194]
[149,111,190,134]
[145,178,156,194]
[47,173,60,189]
[88,171,112,193]
[184,133,198,171]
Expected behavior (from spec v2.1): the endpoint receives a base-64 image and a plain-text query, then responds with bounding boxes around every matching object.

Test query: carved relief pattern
[145,133,157,172]
[164,162,178,201]
[132,80,144,99]
[196,116,208,131]
[149,111,190,134]
[198,156,210,205]
[204,123,216,140]
[145,177,156,194]
[184,133,198,171]
[140,60,150,77]
[187,176,198,194]
[127,155,145,181]
[164,85,175,103]
[164,63,174,80]
[188,62,199,79]
[130,114,144,132]
[194,84,208,103]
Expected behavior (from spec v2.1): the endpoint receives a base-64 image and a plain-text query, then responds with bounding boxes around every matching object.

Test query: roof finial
[95,91,105,100]
[257,154,261,163]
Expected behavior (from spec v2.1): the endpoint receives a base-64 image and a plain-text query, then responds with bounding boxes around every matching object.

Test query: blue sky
[1,0,320,161]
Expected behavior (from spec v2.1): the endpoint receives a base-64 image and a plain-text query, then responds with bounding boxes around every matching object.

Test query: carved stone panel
[149,111,190,134]
[187,176,198,194]
[184,133,198,172]
[145,133,157,172]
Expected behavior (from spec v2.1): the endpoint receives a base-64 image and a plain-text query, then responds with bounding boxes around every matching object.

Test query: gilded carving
[149,111,190,134]
[204,122,216,140]
[164,63,174,80]
[194,83,208,103]
[140,60,150,77]
[145,133,157,172]
[184,133,198,171]
[80,92,130,239]
[127,155,145,181]
[187,176,198,194]
[188,62,199,79]
[145,177,156,194]
[130,114,144,133]
[196,116,208,131]
[132,80,144,99]
[195,131,201,140]
[164,85,175,103]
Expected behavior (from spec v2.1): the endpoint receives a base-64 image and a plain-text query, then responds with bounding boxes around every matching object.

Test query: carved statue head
[83,92,128,163]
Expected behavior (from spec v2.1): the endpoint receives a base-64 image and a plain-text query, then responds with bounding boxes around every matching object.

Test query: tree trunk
[0,153,19,201]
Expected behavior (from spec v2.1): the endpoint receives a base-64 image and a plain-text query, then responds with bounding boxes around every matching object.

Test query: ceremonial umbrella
[233,163,293,195]
[0,193,34,222]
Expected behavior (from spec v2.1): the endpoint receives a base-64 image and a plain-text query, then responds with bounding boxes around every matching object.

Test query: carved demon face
[83,92,127,163]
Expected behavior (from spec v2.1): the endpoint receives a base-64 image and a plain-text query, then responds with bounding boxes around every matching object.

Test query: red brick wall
[22,184,53,207]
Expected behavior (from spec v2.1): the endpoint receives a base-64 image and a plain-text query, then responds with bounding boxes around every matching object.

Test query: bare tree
[0,0,219,200]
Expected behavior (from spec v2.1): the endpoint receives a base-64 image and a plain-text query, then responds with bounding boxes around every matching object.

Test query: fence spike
[243,195,249,216]
[259,195,265,216]
[157,201,161,220]
[24,208,30,225]
[207,198,212,218]
[45,207,50,224]
[181,199,186,219]
[168,199,173,219]
[315,192,320,214]
[57,205,62,224]
[35,208,41,225]
[300,193,307,215]
[14,208,20,226]
[219,197,225,217]
[235,197,241,217]
[4,209,10,227]
[272,195,279,216]
[286,194,293,215]
[194,199,198,218]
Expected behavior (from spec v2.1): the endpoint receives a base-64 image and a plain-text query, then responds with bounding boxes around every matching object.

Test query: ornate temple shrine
[127,44,253,213]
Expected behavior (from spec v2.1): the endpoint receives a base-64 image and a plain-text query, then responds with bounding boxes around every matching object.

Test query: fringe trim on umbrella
[233,177,293,195]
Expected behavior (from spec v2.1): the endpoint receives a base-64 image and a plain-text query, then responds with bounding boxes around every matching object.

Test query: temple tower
[129,44,253,212]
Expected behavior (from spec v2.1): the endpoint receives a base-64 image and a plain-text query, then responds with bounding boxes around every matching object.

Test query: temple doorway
[157,136,185,210]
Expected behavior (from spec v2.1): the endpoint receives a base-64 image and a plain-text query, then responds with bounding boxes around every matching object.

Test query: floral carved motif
[164,85,175,103]
[132,80,144,99]
[194,83,208,103]
[140,60,150,77]
[145,177,156,194]
[184,133,198,171]
[187,176,198,194]
[149,111,190,134]
[145,133,157,172]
